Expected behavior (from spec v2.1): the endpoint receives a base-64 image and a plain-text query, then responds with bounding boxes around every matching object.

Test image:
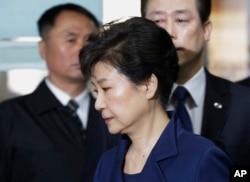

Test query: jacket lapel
[141,116,178,182]
[111,137,131,181]
[112,118,179,182]
[201,69,231,141]
[25,80,83,148]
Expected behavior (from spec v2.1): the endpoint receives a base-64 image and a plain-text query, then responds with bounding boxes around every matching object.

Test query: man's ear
[145,73,158,100]
[38,40,46,60]
[203,20,212,42]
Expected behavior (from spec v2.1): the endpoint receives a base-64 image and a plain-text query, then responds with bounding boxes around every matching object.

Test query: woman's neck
[124,108,169,174]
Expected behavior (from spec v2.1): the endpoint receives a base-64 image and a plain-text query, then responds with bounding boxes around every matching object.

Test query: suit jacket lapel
[111,136,130,181]
[25,80,83,148]
[201,70,231,141]
[141,116,178,182]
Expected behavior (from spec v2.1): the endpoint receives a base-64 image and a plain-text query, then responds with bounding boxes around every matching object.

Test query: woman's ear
[145,73,158,100]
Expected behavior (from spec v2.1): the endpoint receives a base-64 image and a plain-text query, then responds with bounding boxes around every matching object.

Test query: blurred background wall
[208,0,249,81]
[0,0,249,101]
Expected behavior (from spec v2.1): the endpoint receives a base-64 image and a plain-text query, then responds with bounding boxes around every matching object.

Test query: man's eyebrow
[147,10,166,16]
[173,9,192,15]
[64,31,79,37]
[148,9,192,16]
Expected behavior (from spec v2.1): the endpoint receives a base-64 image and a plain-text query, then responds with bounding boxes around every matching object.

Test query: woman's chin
[108,127,121,135]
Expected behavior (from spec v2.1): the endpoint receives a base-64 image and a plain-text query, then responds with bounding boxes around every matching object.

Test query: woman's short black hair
[80,17,179,107]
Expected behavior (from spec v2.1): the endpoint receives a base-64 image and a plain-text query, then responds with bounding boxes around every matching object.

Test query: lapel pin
[213,102,223,109]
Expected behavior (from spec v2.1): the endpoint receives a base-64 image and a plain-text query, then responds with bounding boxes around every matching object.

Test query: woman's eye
[103,87,110,92]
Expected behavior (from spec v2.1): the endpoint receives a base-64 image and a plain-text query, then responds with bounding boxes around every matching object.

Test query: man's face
[39,10,96,85]
[145,0,211,73]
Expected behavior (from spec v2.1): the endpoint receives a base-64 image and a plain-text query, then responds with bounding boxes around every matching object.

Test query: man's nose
[164,22,177,39]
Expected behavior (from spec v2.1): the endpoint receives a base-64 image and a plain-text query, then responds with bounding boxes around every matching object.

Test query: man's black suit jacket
[237,76,250,87]
[0,81,119,182]
[201,70,250,166]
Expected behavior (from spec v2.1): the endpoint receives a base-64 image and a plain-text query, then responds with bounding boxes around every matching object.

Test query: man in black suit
[141,0,250,166]
[0,3,119,182]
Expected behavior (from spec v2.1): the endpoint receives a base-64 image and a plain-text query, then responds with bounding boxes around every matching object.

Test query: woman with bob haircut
[80,17,231,182]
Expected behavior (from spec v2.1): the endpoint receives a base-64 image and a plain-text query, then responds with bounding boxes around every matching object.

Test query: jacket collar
[112,115,180,181]
[27,80,63,115]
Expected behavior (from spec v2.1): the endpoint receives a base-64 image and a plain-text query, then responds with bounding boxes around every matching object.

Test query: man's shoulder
[205,70,231,86]
[205,69,250,94]
[237,76,250,87]
[0,94,31,109]
[0,80,47,107]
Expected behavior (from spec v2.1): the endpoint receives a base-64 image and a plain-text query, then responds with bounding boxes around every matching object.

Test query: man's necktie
[66,99,86,141]
[174,86,193,132]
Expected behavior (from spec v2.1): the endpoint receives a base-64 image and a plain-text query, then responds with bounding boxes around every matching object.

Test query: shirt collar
[45,78,89,106]
[74,89,90,108]
[169,67,205,107]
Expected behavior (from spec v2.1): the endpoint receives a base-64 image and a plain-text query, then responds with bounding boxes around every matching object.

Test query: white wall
[103,0,141,24]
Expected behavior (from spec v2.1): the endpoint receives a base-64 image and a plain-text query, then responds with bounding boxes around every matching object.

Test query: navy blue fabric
[94,115,232,182]
[173,86,193,132]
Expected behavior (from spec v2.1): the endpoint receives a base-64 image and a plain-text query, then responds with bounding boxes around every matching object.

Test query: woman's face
[90,62,150,135]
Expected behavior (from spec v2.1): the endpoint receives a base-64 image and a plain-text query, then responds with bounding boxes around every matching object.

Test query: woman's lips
[103,117,112,123]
